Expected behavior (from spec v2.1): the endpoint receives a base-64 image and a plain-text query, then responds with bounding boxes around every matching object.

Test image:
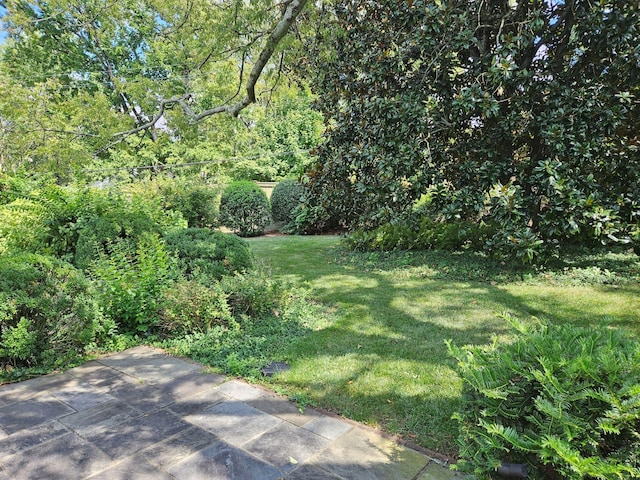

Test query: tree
[302,1,640,255]
[0,0,309,173]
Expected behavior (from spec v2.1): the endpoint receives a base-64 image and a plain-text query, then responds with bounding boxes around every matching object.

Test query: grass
[245,235,640,457]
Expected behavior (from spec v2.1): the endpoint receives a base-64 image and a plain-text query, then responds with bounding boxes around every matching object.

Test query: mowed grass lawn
[246,235,640,457]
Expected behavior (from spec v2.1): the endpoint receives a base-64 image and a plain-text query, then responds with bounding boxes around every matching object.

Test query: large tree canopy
[303,0,640,254]
[0,0,309,174]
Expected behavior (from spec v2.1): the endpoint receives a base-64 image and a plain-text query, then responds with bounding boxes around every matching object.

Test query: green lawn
[246,235,640,457]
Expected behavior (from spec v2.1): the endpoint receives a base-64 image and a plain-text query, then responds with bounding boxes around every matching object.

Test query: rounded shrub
[0,253,104,372]
[164,228,254,284]
[448,317,640,480]
[219,181,271,237]
[270,179,304,223]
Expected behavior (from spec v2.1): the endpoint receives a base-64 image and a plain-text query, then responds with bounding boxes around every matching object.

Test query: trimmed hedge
[164,228,254,284]
[219,181,271,237]
[0,253,105,372]
[271,179,303,223]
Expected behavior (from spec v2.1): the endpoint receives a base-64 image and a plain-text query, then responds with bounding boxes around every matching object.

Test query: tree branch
[106,0,308,148]
[194,0,309,120]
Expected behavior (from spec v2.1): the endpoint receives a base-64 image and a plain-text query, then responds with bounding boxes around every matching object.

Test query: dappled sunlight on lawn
[250,235,640,455]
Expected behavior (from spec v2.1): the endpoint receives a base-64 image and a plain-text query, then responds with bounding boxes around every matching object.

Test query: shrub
[0,198,50,255]
[156,279,232,337]
[164,228,254,284]
[219,181,271,237]
[89,233,177,333]
[69,189,184,269]
[281,202,337,235]
[270,179,304,223]
[344,217,495,252]
[220,267,287,319]
[0,253,104,373]
[152,178,221,228]
[0,173,31,205]
[448,317,640,480]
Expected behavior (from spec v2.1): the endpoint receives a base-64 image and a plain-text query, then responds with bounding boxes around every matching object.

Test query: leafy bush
[0,173,32,205]
[0,253,104,373]
[158,272,324,378]
[156,279,232,336]
[164,228,254,284]
[344,217,494,253]
[220,267,287,318]
[281,202,337,234]
[0,198,51,255]
[151,177,221,228]
[448,317,640,480]
[270,179,304,223]
[89,233,177,333]
[65,188,185,269]
[219,180,271,237]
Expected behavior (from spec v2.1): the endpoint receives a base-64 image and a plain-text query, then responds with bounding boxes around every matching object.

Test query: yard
[246,235,640,457]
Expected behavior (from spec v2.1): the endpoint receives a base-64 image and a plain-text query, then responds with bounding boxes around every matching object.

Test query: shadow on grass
[249,236,640,456]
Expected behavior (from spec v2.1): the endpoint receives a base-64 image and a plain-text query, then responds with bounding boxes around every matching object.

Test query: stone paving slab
[86,456,175,480]
[0,346,469,479]
[1,432,113,480]
[0,394,75,434]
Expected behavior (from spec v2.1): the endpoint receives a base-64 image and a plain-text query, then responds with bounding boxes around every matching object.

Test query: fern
[449,319,640,479]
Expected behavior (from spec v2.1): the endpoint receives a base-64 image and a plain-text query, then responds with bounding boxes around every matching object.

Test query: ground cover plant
[245,235,640,457]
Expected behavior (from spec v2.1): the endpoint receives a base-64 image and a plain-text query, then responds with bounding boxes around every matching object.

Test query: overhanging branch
[108,0,309,146]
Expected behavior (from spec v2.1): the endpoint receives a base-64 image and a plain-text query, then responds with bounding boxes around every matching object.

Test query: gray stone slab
[0,421,68,461]
[141,426,220,470]
[244,422,330,474]
[312,428,430,480]
[186,400,282,446]
[97,376,175,413]
[0,464,10,480]
[114,356,202,385]
[97,346,166,369]
[0,373,74,404]
[50,379,116,411]
[247,394,320,427]
[86,456,175,480]
[66,360,106,376]
[217,380,264,401]
[285,464,344,479]
[58,399,142,437]
[86,408,191,460]
[1,432,112,480]
[159,370,227,401]
[167,390,228,417]
[302,415,353,440]
[0,394,75,434]
[168,441,283,480]
[67,363,121,385]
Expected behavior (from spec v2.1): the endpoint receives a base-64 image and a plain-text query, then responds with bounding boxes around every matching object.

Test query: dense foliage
[0,174,315,381]
[270,178,304,223]
[302,0,640,260]
[0,253,106,370]
[164,228,254,284]
[449,317,640,479]
[219,180,272,237]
